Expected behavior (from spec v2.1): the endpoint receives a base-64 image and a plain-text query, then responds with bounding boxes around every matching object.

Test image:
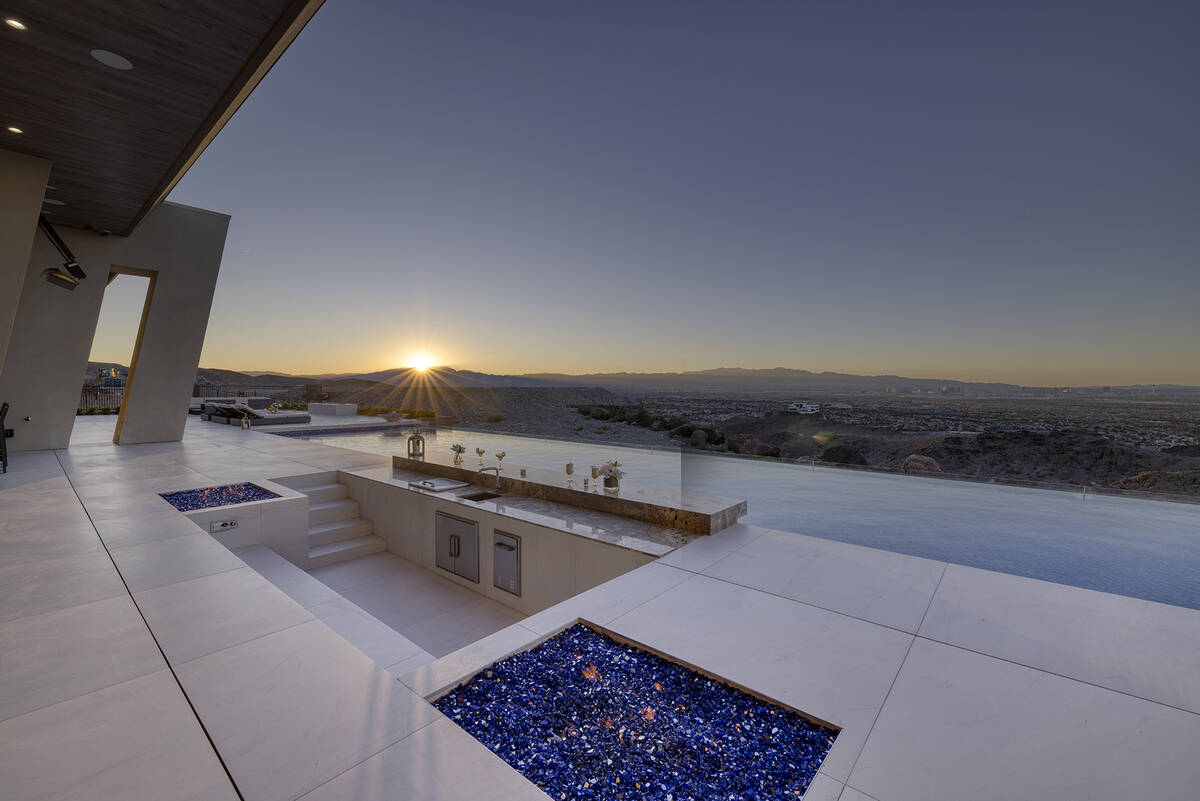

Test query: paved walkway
[1,415,1198,800]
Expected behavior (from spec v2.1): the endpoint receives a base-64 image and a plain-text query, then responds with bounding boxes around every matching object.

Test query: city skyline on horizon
[84,1,1199,386]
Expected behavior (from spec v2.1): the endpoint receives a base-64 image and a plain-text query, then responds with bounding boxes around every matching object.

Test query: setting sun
[408,353,435,372]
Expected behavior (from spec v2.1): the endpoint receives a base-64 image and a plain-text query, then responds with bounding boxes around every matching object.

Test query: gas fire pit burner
[434,623,837,800]
[159,482,279,511]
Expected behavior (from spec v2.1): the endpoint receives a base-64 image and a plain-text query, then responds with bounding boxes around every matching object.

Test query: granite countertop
[390,453,747,535]
[345,466,697,556]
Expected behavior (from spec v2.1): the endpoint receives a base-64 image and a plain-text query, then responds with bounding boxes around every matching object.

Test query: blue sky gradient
[87,1,1200,384]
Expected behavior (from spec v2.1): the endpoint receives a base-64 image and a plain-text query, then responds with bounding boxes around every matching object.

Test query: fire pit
[159,482,280,512]
[434,623,837,800]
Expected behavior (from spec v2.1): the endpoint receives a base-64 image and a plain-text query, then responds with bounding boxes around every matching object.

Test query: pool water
[297,427,1200,610]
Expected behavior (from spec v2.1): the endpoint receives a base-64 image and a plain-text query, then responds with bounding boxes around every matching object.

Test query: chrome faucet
[480,466,502,489]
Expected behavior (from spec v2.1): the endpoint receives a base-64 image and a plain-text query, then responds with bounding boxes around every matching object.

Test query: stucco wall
[0,149,52,375]
[0,201,229,450]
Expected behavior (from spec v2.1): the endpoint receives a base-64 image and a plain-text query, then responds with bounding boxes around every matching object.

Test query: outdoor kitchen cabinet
[435,511,478,583]
[493,530,521,596]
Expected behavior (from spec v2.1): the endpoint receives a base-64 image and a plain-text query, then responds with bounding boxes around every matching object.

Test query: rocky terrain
[573,395,1200,497]
[332,384,673,447]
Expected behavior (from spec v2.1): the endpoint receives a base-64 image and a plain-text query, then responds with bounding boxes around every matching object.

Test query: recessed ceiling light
[6,126,22,134]
[4,18,26,30]
[43,198,65,206]
[90,49,133,70]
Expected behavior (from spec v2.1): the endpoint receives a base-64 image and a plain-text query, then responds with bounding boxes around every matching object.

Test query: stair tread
[309,517,370,534]
[308,535,385,558]
[301,483,345,494]
[309,498,357,511]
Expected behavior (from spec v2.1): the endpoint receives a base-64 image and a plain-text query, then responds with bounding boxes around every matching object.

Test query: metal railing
[191,384,305,400]
[78,383,124,410]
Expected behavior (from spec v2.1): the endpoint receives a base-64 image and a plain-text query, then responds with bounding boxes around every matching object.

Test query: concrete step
[308,498,359,526]
[308,517,373,547]
[302,483,348,504]
[308,535,387,569]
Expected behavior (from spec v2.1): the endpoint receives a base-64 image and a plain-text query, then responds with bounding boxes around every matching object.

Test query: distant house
[98,367,125,387]
[787,402,820,414]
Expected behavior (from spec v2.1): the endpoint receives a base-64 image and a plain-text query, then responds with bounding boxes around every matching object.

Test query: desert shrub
[86,406,98,415]
[76,407,84,416]
[486,413,505,423]
[411,408,436,418]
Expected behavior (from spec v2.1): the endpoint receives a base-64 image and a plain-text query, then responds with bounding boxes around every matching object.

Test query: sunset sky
[89,1,1200,386]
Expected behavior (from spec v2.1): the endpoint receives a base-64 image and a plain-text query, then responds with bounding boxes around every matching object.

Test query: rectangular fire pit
[159,482,280,512]
[434,623,837,800]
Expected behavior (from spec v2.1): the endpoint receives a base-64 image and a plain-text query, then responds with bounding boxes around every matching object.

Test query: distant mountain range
[522,367,1022,394]
[88,362,1198,396]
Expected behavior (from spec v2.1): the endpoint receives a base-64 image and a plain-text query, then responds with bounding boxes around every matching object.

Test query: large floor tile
[400,622,540,698]
[519,561,694,635]
[385,650,438,676]
[607,574,913,782]
[399,596,525,658]
[135,567,313,665]
[0,485,92,531]
[0,669,238,801]
[0,520,103,567]
[0,450,66,484]
[656,522,770,573]
[175,619,439,801]
[919,564,1200,713]
[67,463,212,491]
[0,594,164,721]
[80,489,179,521]
[109,532,244,592]
[92,508,203,549]
[310,596,426,667]
[803,772,847,801]
[704,530,946,632]
[234,545,342,606]
[848,638,1200,801]
[0,550,128,624]
[339,567,481,633]
[297,717,546,801]
[308,551,415,591]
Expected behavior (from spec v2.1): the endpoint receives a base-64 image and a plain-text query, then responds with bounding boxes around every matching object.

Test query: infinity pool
[296,427,1200,610]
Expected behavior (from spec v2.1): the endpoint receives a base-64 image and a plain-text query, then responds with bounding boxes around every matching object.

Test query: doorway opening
[75,267,156,445]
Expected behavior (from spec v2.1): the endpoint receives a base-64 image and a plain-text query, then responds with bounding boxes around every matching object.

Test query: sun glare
[409,353,435,372]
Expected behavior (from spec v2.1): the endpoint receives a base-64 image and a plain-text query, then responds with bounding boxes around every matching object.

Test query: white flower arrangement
[598,460,624,480]
[495,451,506,462]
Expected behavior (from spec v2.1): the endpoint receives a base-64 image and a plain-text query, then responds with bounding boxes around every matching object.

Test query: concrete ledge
[308,403,357,416]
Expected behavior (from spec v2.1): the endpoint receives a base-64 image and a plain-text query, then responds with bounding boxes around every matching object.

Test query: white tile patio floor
[0,415,1198,800]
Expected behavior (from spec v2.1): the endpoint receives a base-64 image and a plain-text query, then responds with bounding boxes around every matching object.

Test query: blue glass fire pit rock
[435,623,837,801]
[159,483,279,512]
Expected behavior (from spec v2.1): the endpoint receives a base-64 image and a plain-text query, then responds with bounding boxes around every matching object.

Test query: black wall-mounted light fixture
[38,214,86,291]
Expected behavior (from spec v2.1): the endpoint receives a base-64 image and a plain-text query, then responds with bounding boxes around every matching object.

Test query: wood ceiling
[0,0,323,235]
